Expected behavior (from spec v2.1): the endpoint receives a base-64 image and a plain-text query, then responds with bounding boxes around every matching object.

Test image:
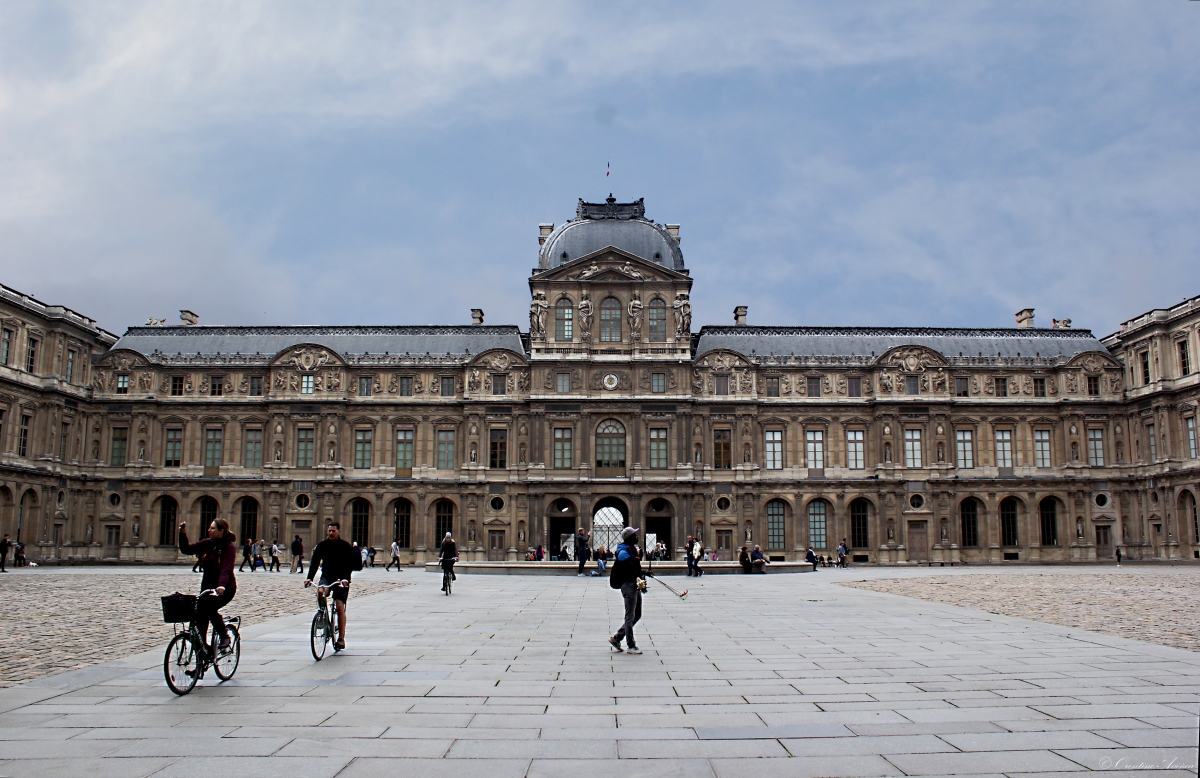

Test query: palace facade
[2,197,1198,565]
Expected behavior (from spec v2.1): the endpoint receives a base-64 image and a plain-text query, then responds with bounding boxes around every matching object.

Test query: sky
[1,2,1198,339]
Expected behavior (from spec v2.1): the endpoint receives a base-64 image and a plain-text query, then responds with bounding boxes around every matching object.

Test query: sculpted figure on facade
[577,293,593,341]
[529,292,549,339]
[673,293,691,338]
[627,292,643,340]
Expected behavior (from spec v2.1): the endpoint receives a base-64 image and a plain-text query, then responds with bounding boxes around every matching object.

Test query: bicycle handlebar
[305,579,348,589]
[198,589,219,597]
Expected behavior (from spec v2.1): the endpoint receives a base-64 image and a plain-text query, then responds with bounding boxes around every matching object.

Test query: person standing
[269,541,282,572]
[691,537,704,578]
[0,534,11,572]
[239,538,253,572]
[575,528,590,576]
[386,538,402,571]
[290,535,304,573]
[535,545,544,561]
[1115,546,1122,567]
[367,545,377,568]
[684,535,695,576]
[608,527,646,654]
[252,539,265,571]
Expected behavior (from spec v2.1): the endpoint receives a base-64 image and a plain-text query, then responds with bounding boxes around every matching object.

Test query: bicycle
[161,589,241,696]
[308,579,347,660]
[440,560,456,595]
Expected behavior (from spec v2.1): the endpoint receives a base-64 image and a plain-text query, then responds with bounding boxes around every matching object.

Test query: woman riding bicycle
[178,518,237,653]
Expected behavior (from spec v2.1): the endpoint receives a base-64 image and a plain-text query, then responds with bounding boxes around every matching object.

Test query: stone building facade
[2,196,1198,565]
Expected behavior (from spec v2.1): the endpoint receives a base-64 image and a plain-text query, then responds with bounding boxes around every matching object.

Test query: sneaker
[608,636,623,652]
[334,640,345,651]
[452,573,457,581]
[218,637,231,653]
[625,647,643,654]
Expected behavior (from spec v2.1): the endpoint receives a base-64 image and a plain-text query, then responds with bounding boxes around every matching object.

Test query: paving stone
[884,750,1085,774]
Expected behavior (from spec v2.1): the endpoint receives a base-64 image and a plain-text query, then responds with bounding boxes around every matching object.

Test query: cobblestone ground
[0,569,408,686]
[843,569,1200,652]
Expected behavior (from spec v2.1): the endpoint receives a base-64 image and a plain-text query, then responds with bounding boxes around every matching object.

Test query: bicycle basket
[161,592,197,623]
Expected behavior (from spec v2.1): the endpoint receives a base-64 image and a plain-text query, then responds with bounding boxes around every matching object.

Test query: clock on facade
[603,373,619,390]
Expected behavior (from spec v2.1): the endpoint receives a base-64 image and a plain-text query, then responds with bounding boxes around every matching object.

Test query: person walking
[367,545,377,568]
[1115,546,1122,567]
[386,538,402,571]
[252,539,265,571]
[684,535,695,576]
[575,528,590,576]
[239,538,253,572]
[0,533,11,572]
[269,541,282,572]
[290,535,304,573]
[535,545,544,561]
[608,527,646,654]
[691,537,704,578]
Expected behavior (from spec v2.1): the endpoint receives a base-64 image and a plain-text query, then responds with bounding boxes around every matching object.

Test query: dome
[539,196,684,271]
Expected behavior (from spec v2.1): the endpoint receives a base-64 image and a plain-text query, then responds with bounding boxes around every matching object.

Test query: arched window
[960,499,979,547]
[1039,498,1058,547]
[158,497,178,546]
[1182,491,1198,543]
[351,498,370,547]
[766,500,786,551]
[1000,497,1019,547]
[648,298,667,342]
[199,496,219,529]
[555,298,573,341]
[435,500,454,542]
[394,499,412,549]
[850,498,870,549]
[600,297,621,342]
[239,498,259,542]
[808,500,828,549]
[595,420,626,476]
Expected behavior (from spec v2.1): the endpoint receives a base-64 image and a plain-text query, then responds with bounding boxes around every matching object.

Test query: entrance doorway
[644,497,673,559]
[547,498,578,561]
[908,521,928,563]
[488,530,506,561]
[716,529,733,558]
[1095,524,1112,559]
[591,497,629,557]
[104,525,121,558]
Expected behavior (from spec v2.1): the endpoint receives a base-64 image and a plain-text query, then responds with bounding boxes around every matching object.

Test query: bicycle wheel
[212,625,240,680]
[311,610,329,660]
[444,570,451,595]
[164,632,200,695]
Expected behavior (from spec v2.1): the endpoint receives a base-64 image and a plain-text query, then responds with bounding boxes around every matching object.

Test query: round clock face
[603,373,619,390]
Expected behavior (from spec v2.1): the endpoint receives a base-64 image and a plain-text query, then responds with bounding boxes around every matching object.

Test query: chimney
[734,305,748,326]
[180,310,199,326]
[1051,318,1072,329]
[665,224,681,244]
[538,224,554,246]
[471,309,485,326]
[1015,308,1035,329]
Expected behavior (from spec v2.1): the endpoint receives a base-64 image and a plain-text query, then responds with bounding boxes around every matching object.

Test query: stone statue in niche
[578,292,593,341]
[328,442,336,462]
[1071,441,1080,461]
[745,524,752,543]
[86,523,93,541]
[743,443,751,463]
[694,444,702,463]
[940,522,948,542]
[518,526,526,544]
[887,521,895,540]
[673,292,691,337]
[937,442,944,462]
[529,292,549,338]
[627,292,643,340]
[884,442,892,462]
[275,442,283,461]
[519,443,526,464]
[1077,518,1084,539]
[468,524,476,542]
[132,519,139,539]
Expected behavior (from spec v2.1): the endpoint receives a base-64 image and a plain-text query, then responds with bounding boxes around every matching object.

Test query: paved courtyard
[1,566,1198,777]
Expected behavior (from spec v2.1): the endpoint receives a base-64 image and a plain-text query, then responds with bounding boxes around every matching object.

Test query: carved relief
[1065,372,1080,393]
[880,346,944,373]
[288,348,335,373]
[877,372,893,394]
[931,371,947,393]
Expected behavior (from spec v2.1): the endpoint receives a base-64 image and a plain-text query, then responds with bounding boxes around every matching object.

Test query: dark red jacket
[180,531,238,592]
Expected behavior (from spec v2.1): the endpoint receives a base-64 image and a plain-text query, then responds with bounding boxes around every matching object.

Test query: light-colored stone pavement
[0,567,408,686]
[1,566,1198,777]
[843,568,1200,652]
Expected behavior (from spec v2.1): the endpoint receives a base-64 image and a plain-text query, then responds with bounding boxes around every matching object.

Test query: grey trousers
[613,582,642,648]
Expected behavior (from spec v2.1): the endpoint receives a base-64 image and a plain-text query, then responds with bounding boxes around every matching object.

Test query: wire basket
[161,592,197,623]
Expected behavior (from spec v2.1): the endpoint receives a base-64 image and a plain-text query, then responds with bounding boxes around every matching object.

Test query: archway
[590,496,629,559]
[546,497,577,560]
[643,497,674,559]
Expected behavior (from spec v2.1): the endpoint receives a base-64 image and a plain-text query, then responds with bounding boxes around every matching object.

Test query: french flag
[606,162,610,177]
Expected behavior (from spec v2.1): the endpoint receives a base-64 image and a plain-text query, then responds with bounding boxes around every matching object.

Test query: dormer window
[115,374,130,394]
[301,374,315,394]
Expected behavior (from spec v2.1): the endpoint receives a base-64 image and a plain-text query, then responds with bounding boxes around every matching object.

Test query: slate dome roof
[539,196,684,271]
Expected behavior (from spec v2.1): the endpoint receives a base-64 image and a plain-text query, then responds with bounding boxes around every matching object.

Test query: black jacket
[180,531,237,592]
[608,542,644,588]
[306,537,363,583]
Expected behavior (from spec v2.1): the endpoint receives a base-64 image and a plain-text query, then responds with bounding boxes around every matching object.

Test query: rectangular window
[1146,423,1156,462]
[301,374,315,394]
[1180,341,1191,376]
[204,428,223,468]
[1141,351,1151,385]
[296,428,315,468]
[66,350,76,383]
[994,429,1013,468]
[554,427,573,468]
[244,429,263,468]
[116,374,129,394]
[59,421,69,459]
[437,430,456,469]
[492,374,507,395]
[600,300,621,342]
[807,501,826,549]
[395,429,414,470]
[557,372,571,393]
[1087,428,1105,466]
[713,429,731,468]
[0,329,11,365]
[1087,376,1100,396]
[1034,429,1052,468]
[110,427,128,466]
[995,376,1008,397]
[441,376,454,397]
[768,501,786,550]
[26,338,38,373]
[764,430,782,470]
[358,376,372,396]
[18,414,30,457]
[398,376,413,396]
[956,429,974,469]
[765,377,780,397]
[210,376,224,396]
[805,430,824,469]
[652,372,666,393]
[648,301,667,342]
[165,428,182,467]
[807,377,821,397]
[848,377,862,397]
[715,375,729,396]
[904,429,923,468]
[650,427,668,469]
[1186,417,1197,459]
[556,303,573,341]
[1033,377,1046,397]
[955,377,970,397]
[354,429,373,469]
[489,428,507,469]
[249,376,263,396]
[905,375,919,395]
[552,425,571,468]
[846,430,864,470]
[170,376,184,396]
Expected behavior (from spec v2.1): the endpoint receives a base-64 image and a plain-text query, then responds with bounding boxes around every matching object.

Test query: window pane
[171,376,184,396]
[301,374,314,394]
[904,429,922,468]
[600,298,621,342]
[765,377,779,397]
[1187,418,1198,459]
[394,500,412,548]
[297,428,315,468]
[652,372,665,393]
[1034,429,1051,468]
[767,501,786,550]
[848,377,861,397]
[354,429,373,469]
[650,428,668,469]
[960,500,978,547]
[249,376,263,396]
[244,429,263,468]
[648,299,666,342]
[204,429,223,468]
[807,377,821,397]
[553,427,573,468]
[995,376,1008,397]
[956,430,974,469]
[359,376,372,396]
[399,376,413,396]
[994,430,1012,468]
[1033,377,1046,397]
[492,374,507,395]
[846,430,864,470]
[1001,499,1019,546]
[955,377,970,397]
[557,372,571,393]
[715,375,729,395]
[555,300,573,341]
[489,428,507,469]
[18,414,30,457]
[110,428,128,466]
[1040,500,1058,546]
[441,376,455,397]
[805,430,823,469]
[713,430,731,469]
[764,430,782,470]
[1087,429,1105,466]
[850,500,869,548]
[437,430,455,469]
[1146,424,1156,462]
[905,375,919,395]
[808,501,827,549]
[396,429,414,469]
[165,428,182,467]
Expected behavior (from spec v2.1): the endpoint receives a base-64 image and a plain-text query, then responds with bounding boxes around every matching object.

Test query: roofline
[118,324,525,338]
[1102,291,1200,343]
[697,325,1099,339]
[0,283,118,343]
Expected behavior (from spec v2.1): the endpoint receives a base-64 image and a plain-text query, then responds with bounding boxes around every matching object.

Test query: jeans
[613,582,642,648]
[597,558,606,573]
[196,587,235,646]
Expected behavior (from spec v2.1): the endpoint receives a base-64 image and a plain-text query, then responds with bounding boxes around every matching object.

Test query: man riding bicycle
[304,522,362,650]
[439,532,458,592]
[178,518,237,654]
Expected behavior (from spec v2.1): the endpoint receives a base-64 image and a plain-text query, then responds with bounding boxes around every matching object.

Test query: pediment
[269,344,347,372]
[96,348,151,371]
[875,345,949,372]
[468,349,528,369]
[1067,351,1120,372]
[695,350,751,371]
